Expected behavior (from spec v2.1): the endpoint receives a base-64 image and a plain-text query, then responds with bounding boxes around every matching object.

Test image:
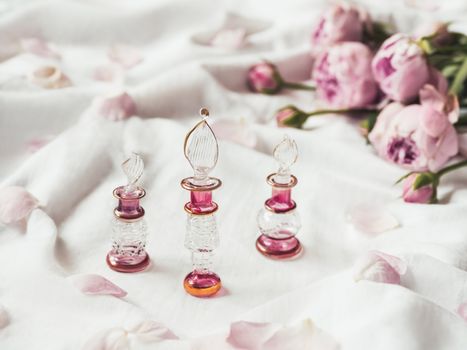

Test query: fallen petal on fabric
[20,38,61,59]
[0,186,39,225]
[93,91,136,121]
[69,274,127,297]
[29,66,71,89]
[353,250,407,284]
[210,119,257,148]
[347,202,399,234]
[210,28,246,49]
[108,45,143,69]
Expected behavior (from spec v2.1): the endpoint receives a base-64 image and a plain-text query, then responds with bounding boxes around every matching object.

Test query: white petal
[347,202,399,234]
[68,274,127,297]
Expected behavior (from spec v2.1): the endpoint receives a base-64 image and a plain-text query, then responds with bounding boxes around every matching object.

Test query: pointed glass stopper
[122,152,144,193]
[273,135,298,184]
[184,108,219,185]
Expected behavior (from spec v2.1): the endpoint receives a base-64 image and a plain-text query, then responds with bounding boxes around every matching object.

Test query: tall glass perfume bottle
[106,153,150,272]
[256,135,302,259]
[181,108,222,297]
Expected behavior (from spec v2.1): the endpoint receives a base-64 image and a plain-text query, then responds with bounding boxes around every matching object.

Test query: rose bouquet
[246,3,467,204]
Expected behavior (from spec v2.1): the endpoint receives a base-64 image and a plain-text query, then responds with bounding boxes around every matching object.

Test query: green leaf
[413,173,435,190]
[449,56,467,95]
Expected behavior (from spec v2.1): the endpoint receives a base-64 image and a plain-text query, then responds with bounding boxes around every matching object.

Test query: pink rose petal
[210,119,257,148]
[353,250,407,284]
[210,28,246,49]
[457,302,467,322]
[0,186,39,225]
[93,91,136,121]
[347,203,399,234]
[21,38,60,59]
[69,274,127,297]
[130,321,178,341]
[108,45,143,69]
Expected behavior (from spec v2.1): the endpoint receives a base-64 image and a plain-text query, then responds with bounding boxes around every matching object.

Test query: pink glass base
[106,251,150,273]
[183,271,222,297]
[256,234,302,260]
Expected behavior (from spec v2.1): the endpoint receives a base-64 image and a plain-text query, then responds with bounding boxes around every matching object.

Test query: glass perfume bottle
[256,135,302,259]
[106,153,150,272]
[181,108,222,297]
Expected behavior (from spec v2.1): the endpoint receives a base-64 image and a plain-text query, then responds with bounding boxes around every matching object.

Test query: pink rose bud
[312,42,378,108]
[247,62,282,94]
[402,173,436,204]
[372,34,430,103]
[275,106,308,128]
[369,85,458,172]
[311,4,365,53]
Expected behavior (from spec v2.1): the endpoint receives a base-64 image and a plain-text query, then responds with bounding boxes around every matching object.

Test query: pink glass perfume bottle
[107,153,150,272]
[256,135,302,259]
[181,108,222,297]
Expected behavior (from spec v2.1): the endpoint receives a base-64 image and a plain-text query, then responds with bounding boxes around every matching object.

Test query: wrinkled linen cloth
[1,0,467,349]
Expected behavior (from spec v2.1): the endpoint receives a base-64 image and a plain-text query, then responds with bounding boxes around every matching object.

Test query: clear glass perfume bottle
[256,135,302,259]
[181,108,222,297]
[106,153,150,272]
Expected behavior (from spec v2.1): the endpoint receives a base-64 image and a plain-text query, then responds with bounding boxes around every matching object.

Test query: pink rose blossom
[372,34,430,103]
[369,84,459,171]
[312,42,378,108]
[311,4,364,53]
[0,186,39,225]
[247,62,281,94]
[402,173,434,204]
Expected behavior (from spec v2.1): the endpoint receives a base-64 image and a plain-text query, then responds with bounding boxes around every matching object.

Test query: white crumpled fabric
[1,0,467,349]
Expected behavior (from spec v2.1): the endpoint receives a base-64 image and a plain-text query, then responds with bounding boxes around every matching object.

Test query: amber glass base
[106,251,150,273]
[183,271,222,297]
[256,234,302,260]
